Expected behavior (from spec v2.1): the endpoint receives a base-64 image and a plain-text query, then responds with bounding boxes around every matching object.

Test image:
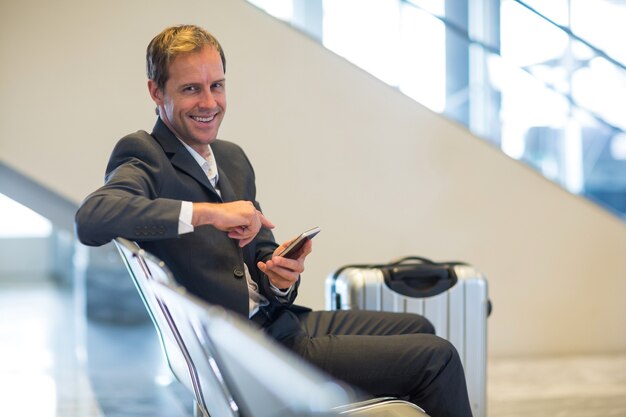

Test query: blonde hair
[146,24,226,90]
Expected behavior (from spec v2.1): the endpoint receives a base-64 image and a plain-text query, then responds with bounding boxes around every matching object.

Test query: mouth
[190,114,217,124]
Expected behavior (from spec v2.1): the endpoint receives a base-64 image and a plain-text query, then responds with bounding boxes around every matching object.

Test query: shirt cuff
[178,201,194,235]
[270,282,294,299]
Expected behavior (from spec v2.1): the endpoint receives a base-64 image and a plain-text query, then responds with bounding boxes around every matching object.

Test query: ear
[147,79,164,106]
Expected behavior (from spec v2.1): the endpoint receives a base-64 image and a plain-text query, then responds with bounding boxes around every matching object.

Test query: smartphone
[277,227,321,259]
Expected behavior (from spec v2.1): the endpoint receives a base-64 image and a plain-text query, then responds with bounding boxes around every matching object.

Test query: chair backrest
[150,278,355,417]
[114,238,239,417]
[115,239,430,417]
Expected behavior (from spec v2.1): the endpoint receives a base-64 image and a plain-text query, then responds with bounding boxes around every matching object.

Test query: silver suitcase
[325,257,490,417]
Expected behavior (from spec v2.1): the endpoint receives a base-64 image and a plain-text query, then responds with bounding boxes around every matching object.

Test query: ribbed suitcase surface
[325,264,489,417]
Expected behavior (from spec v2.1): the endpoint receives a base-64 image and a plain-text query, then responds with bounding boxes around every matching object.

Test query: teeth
[192,115,215,122]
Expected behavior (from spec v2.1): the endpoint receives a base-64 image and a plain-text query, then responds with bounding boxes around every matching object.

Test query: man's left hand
[257,238,313,290]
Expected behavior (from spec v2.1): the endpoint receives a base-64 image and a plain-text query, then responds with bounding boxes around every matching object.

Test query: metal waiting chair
[114,237,429,417]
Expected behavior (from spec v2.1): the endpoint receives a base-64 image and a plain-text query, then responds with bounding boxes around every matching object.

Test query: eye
[182,85,200,93]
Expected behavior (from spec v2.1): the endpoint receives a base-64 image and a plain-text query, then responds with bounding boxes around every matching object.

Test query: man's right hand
[192,201,274,247]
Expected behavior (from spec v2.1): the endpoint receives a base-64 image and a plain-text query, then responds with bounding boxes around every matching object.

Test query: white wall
[1,0,625,357]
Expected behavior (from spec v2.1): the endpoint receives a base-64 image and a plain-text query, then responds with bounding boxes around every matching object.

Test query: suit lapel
[151,119,222,201]
[215,166,237,202]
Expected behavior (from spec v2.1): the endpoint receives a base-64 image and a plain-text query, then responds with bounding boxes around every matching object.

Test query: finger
[239,236,254,247]
[258,211,275,229]
[264,268,298,289]
[261,257,300,276]
[227,227,246,238]
[267,256,305,275]
[297,239,313,259]
[272,236,299,257]
[228,226,257,246]
[276,239,291,252]
[270,276,296,289]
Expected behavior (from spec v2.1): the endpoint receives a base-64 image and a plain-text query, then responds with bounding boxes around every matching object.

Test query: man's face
[148,46,226,155]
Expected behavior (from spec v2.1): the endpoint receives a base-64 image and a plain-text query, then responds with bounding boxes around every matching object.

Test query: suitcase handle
[382,263,458,298]
[389,256,466,267]
[330,257,461,300]
[389,256,435,265]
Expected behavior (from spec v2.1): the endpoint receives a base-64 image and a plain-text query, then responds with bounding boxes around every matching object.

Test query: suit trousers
[263,309,473,417]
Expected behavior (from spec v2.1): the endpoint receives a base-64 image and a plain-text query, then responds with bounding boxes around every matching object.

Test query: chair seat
[334,397,428,416]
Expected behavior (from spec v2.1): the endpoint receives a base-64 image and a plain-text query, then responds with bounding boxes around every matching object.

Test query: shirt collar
[176,139,219,184]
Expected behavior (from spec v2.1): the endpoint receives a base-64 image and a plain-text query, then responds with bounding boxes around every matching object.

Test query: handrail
[513,0,626,71]
[403,0,626,72]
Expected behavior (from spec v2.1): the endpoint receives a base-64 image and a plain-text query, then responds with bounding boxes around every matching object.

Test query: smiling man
[75,24,474,417]
[147,42,225,156]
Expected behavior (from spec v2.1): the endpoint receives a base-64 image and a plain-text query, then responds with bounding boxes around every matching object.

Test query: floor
[0,280,191,417]
[0,279,624,417]
[488,355,626,417]
[0,280,102,417]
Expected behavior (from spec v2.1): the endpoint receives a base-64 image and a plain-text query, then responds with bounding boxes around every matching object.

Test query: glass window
[322,0,402,86]
[399,3,446,112]
[500,0,626,205]
[570,0,626,65]
[0,194,52,238]
[247,0,294,20]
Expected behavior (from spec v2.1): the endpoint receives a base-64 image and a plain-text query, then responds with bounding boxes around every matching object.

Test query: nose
[199,90,217,110]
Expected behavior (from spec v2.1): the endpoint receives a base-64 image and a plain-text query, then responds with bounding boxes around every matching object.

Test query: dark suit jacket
[75,118,301,319]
